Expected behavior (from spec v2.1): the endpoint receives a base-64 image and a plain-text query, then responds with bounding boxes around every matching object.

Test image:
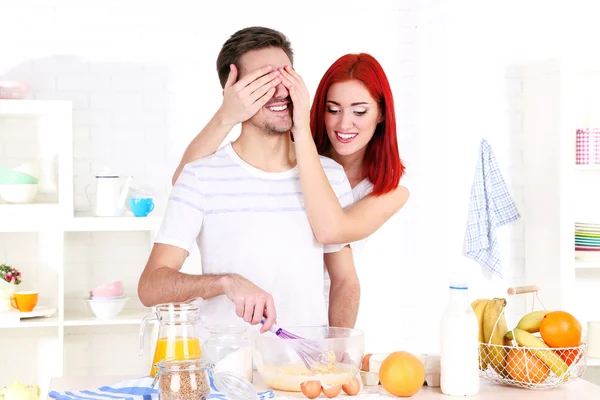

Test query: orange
[539,311,582,348]
[378,351,425,397]
[556,343,583,366]
[506,348,549,384]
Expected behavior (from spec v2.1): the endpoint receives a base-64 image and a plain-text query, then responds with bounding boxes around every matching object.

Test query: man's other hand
[219,273,276,333]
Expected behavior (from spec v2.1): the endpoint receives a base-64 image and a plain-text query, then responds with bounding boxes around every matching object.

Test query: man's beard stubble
[249,98,294,135]
[249,117,293,135]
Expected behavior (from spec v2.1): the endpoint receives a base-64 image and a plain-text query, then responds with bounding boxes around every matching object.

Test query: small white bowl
[89,295,125,300]
[0,184,38,203]
[85,297,128,319]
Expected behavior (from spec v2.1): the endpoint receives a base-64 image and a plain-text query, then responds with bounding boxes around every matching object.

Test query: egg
[322,384,342,398]
[342,377,361,396]
[361,354,373,371]
[301,380,322,399]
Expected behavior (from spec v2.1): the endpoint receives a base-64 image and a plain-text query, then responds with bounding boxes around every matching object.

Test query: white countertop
[47,372,600,399]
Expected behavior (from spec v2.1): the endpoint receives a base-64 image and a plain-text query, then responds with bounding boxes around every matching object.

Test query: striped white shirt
[154,143,354,328]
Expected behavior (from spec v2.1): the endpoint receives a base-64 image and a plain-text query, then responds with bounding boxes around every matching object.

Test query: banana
[505,310,551,340]
[482,298,509,377]
[511,328,570,380]
[471,299,490,370]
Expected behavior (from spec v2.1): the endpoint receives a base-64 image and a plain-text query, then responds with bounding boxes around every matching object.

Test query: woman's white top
[322,178,374,314]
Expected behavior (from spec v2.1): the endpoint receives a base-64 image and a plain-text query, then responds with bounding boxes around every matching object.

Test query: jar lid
[211,370,258,400]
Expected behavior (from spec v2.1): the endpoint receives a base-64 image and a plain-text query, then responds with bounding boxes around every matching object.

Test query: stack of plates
[575,222,600,260]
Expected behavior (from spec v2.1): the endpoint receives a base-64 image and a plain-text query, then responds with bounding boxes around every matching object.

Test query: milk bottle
[440,282,480,396]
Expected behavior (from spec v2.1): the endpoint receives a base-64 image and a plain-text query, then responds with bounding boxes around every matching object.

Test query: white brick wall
[63,232,150,314]
[0,0,576,386]
[64,325,150,377]
[0,327,60,395]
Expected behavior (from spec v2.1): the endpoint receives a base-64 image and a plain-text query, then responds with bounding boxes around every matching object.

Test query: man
[137,27,360,332]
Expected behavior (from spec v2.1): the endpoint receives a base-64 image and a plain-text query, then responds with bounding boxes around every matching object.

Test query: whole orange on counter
[539,311,582,348]
[378,351,425,397]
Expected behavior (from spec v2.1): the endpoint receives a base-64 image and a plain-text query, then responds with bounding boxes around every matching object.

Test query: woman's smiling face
[323,80,383,156]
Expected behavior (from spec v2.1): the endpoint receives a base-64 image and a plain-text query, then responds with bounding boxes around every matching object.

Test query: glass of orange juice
[139,299,204,377]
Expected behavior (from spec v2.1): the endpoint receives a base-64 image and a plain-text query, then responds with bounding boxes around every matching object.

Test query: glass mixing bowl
[252,326,364,392]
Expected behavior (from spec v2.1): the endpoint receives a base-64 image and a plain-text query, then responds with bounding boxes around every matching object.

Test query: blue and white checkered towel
[463,138,520,277]
[48,372,276,400]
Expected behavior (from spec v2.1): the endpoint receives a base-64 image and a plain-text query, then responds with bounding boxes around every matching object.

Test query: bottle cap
[449,281,468,290]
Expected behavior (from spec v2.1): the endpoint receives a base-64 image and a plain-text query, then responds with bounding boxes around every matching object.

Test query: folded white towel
[463,138,520,277]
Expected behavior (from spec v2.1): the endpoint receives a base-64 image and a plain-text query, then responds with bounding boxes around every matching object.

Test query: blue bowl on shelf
[0,167,39,185]
[129,197,155,217]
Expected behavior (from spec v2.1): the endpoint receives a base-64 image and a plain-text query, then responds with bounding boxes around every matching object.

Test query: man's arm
[137,243,277,331]
[138,243,227,306]
[325,245,360,328]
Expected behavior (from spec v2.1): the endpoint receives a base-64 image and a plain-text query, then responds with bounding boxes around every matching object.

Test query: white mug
[587,321,600,358]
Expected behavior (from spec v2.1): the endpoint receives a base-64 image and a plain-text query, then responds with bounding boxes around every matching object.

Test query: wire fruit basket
[477,285,587,390]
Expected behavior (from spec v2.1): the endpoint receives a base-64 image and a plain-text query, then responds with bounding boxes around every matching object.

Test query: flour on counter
[213,346,253,382]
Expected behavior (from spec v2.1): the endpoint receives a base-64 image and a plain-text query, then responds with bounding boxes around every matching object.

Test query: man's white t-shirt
[154,143,354,328]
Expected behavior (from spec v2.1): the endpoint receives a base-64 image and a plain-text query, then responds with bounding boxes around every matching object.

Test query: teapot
[0,381,40,400]
[86,175,132,217]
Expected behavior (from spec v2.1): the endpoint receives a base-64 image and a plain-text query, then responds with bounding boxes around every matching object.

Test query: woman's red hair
[310,53,405,196]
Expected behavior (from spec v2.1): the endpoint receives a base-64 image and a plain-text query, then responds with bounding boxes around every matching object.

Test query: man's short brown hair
[216,26,294,88]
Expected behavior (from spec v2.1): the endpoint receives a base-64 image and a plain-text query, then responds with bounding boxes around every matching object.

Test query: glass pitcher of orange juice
[139,298,204,377]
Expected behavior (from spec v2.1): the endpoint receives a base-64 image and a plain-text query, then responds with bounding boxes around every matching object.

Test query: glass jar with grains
[153,356,258,400]
[154,357,211,400]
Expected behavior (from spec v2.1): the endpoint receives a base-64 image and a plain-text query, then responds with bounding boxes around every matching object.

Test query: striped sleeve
[154,164,205,254]
[323,169,355,254]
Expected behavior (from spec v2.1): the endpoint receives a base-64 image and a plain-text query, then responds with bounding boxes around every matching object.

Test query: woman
[172,53,409,246]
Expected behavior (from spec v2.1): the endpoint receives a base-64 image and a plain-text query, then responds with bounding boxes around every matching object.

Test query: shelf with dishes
[0,308,150,329]
[0,206,162,233]
[63,280,149,326]
[63,308,149,326]
[575,222,600,263]
[576,165,600,171]
[66,213,162,232]
[0,307,59,328]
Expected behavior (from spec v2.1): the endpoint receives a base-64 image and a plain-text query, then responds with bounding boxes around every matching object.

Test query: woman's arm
[172,114,236,185]
[280,65,410,244]
[294,125,409,244]
[171,64,282,185]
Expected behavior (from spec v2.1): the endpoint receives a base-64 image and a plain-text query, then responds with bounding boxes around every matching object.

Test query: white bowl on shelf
[84,297,128,319]
[0,184,38,203]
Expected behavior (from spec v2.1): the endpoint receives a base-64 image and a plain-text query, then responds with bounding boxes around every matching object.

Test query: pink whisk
[260,318,334,373]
